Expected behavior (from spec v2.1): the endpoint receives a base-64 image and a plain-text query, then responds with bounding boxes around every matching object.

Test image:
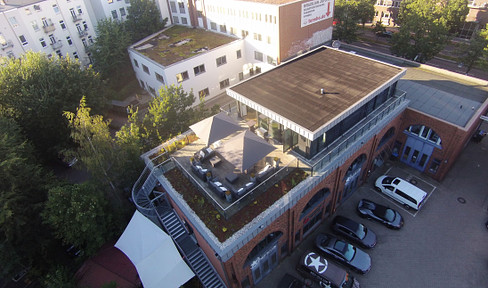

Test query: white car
[374,176,427,210]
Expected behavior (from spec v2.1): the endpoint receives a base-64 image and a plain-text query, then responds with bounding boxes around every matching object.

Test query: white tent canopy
[115,211,194,288]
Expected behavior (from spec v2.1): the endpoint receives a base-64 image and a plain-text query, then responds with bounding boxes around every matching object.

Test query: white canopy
[115,211,195,288]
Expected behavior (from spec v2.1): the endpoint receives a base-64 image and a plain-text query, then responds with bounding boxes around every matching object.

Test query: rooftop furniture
[209,155,222,167]
[194,147,215,163]
[256,164,275,182]
[208,178,228,198]
[225,173,239,184]
[191,161,210,182]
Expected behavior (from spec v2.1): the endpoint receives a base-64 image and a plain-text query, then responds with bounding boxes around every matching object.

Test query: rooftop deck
[131,25,238,66]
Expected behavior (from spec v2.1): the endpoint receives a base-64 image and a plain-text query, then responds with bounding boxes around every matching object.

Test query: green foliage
[90,18,132,80]
[458,26,488,74]
[126,0,168,42]
[140,85,195,147]
[333,0,374,42]
[0,52,107,161]
[65,97,145,199]
[0,117,55,277]
[42,181,115,255]
[441,0,469,34]
[42,265,77,288]
[391,0,469,62]
[372,22,386,34]
[102,281,118,288]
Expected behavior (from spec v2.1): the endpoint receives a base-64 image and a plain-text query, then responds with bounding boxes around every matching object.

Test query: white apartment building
[130,0,335,103]
[0,0,96,66]
[84,0,130,23]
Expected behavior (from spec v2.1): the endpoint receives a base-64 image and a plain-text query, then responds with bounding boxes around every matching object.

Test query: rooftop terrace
[131,25,238,66]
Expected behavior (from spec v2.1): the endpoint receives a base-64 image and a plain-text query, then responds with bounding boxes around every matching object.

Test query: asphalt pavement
[256,128,488,288]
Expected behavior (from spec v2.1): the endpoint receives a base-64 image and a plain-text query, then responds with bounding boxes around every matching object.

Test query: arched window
[377,127,395,150]
[244,231,283,267]
[405,125,442,146]
[299,188,330,220]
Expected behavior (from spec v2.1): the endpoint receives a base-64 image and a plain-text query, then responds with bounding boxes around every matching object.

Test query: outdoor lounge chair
[194,147,215,163]
[256,164,274,182]
[191,162,210,182]
[208,178,228,198]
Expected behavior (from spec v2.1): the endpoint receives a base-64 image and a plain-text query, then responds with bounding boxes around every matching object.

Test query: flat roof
[229,47,404,137]
[398,80,481,127]
[131,25,238,67]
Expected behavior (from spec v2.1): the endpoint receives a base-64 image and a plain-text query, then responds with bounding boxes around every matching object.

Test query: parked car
[375,30,393,38]
[297,250,360,288]
[331,215,377,249]
[375,175,427,210]
[315,233,371,274]
[277,273,308,288]
[357,199,404,229]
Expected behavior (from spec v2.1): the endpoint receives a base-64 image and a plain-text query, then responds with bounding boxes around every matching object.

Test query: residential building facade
[0,0,95,65]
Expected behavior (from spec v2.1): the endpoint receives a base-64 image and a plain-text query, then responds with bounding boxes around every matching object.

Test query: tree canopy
[126,0,168,42]
[42,181,116,255]
[90,18,132,80]
[333,0,375,43]
[390,0,469,62]
[0,52,107,162]
[458,26,488,74]
[0,117,55,277]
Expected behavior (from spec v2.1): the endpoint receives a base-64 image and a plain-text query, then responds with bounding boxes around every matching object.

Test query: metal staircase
[153,193,227,288]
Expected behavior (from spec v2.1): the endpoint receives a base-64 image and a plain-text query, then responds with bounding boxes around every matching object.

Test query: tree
[333,0,360,43]
[352,0,376,28]
[65,97,145,197]
[0,117,55,277]
[90,18,132,80]
[441,0,469,34]
[125,0,168,42]
[391,0,469,62]
[141,85,196,147]
[42,181,116,255]
[458,27,488,74]
[0,52,107,162]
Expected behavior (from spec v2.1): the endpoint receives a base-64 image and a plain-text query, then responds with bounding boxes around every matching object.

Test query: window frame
[216,55,227,67]
[176,71,189,83]
[193,64,206,76]
[219,78,230,89]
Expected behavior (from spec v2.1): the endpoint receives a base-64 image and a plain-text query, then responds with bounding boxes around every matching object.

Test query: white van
[374,175,427,210]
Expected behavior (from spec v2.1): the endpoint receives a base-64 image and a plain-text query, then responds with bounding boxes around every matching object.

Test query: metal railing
[307,90,408,175]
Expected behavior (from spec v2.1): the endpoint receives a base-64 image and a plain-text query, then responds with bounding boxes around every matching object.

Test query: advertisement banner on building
[301,0,334,28]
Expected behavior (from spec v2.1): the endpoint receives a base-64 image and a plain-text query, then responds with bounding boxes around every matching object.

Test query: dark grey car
[315,233,371,274]
[357,199,404,230]
[331,215,377,248]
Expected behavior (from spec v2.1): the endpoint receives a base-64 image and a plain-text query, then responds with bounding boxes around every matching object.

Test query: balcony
[50,40,63,50]
[72,14,82,22]
[78,29,88,38]
[1,40,13,50]
[42,24,55,33]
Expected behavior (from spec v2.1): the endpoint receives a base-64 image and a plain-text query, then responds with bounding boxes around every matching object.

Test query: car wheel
[403,204,410,209]
[375,186,381,192]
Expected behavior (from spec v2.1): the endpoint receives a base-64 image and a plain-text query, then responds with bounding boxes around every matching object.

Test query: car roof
[299,250,347,287]
[391,177,428,199]
[333,215,361,230]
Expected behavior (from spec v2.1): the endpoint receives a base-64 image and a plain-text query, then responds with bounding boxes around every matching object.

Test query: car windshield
[373,206,396,222]
[354,224,366,239]
[334,240,355,261]
[382,176,394,184]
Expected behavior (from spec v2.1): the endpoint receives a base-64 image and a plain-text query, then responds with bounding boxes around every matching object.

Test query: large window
[176,71,189,82]
[377,127,395,150]
[220,79,230,89]
[244,232,282,266]
[405,125,442,146]
[19,35,28,46]
[199,88,209,98]
[155,72,164,83]
[216,55,227,66]
[300,188,330,220]
[193,64,205,76]
[254,51,263,61]
[142,64,149,74]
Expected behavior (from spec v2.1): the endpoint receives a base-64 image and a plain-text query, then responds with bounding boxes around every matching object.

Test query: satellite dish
[332,40,341,49]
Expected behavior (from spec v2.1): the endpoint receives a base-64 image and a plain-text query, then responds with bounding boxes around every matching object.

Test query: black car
[277,273,308,288]
[331,215,377,249]
[315,233,371,274]
[375,31,393,38]
[357,199,404,229]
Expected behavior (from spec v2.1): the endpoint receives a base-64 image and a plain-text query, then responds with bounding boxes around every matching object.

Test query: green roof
[132,25,238,66]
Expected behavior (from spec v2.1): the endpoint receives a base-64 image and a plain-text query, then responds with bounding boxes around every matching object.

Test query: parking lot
[257,138,488,288]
